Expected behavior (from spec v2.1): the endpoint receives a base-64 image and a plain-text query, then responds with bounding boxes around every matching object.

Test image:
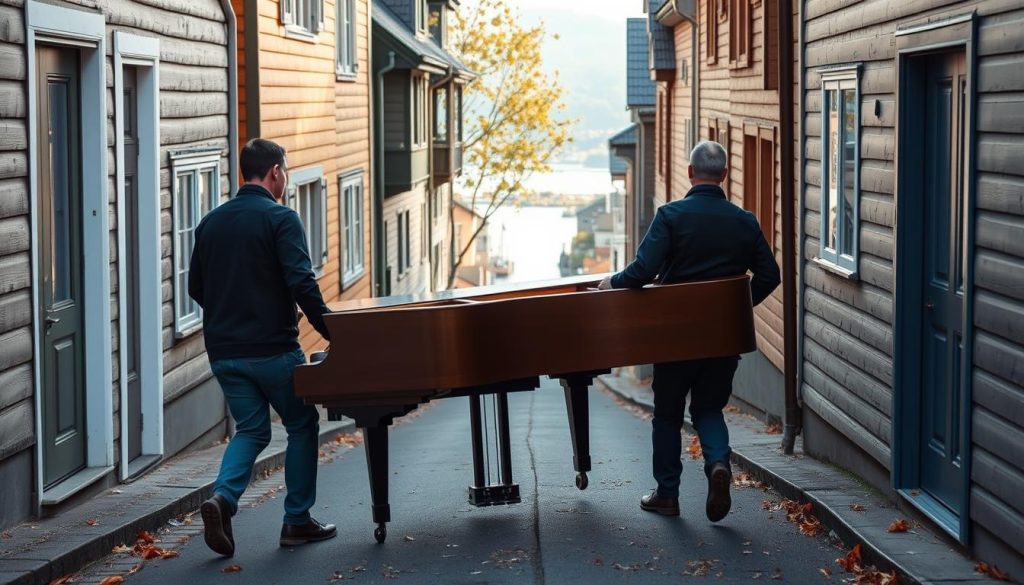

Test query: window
[706,0,718,65]
[455,85,463,142]
[396,209,412,276]
[412,77,428,147]
[416,0,428,33]
[662,90,671,176]
[340,171,365,286]
[708,117,730,158]
[281,0,324,38]
[743,124,776,247]
[819,66,861,277]
[729,0,750,68]
[763,0,779,89]
[434,86,448,143]
[285,166,328,276]
[336,0,357,77]
[170,149,221,337]
[421,202,428,261]
[429,5,446,46]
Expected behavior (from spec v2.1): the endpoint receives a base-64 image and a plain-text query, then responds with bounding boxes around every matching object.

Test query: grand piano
[293,274,756,542]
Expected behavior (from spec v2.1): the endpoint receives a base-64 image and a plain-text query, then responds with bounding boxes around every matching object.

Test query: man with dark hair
[599,140,780,522]
[189,138,336,556]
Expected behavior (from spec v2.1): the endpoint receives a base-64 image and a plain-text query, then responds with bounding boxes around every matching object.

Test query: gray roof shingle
[609,124,637,147]
[609,153,629,176]
[626,19,656,108]
[373,0,473,76]
[648,0,675,71]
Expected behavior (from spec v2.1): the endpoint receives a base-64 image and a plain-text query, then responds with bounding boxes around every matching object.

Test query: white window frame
[336,0,357,78]
[416,0,428,34]
[817,64,861,279]
[339,170,365,287]
[286,166,329,278]
[281,0,325,40]
[171,149,222,338]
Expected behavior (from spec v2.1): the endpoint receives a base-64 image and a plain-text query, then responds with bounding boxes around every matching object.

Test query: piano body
[293,274,756,542]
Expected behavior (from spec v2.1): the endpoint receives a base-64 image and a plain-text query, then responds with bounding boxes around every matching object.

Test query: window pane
[435,87,448,141]
[356,185,363,268]
[841,88,857,257]
[48,80,73,303]
[825,89,840,252]
[176,172,192,232]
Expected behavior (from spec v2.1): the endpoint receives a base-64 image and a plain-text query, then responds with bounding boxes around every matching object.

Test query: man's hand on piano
[597,275,614,290]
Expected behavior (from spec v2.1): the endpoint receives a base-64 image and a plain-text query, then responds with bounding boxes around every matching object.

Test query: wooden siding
[671,22,694,198]
[382,186,429,297]
[0,0,30,468]
[801,0,1024,566]
[692,0,786,374]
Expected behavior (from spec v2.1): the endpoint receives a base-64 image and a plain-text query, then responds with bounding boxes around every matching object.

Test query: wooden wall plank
[802,381,891,467]
[0,400,34,461]
[0,362,31,411]
[975,330,1024,388]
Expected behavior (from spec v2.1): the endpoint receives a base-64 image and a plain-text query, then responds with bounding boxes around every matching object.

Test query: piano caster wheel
[374,524,387,543]
[575,472,589,490]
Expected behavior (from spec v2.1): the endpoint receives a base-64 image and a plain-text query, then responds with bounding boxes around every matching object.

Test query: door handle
[45,315,60,326]
[924,301,935,311]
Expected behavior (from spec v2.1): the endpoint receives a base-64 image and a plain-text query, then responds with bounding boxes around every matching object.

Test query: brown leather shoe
[280,518,337,547]
[706,462,732,522]
[200,494,235,556]
[640,490,680,516]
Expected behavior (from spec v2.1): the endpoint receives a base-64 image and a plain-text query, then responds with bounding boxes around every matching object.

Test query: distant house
[371,0,473,295]
[233,0,375,352]
[608,125,638,266]
[451,201,490,288]
[0,0,239,528]
[625,18,658,240]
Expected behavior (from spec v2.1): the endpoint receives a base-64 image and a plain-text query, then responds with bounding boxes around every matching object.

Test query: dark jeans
[210,348,320,525]
[651,356,739,498]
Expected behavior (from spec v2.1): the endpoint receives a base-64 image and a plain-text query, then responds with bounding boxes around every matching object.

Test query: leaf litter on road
[886,519,911,533]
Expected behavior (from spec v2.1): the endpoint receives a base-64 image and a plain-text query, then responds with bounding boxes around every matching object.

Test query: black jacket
[611,184,781,306]
[188,184,331,362]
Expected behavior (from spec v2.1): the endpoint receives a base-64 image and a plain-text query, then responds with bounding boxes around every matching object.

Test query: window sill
[336,70,358,82]
[41,465,115,506]
[341,267,366,289]
[283,25,319,44]
[174,322,203,340]
[813,256,859,281]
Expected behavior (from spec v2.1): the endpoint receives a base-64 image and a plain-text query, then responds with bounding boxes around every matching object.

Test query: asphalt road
[88,378,845,584]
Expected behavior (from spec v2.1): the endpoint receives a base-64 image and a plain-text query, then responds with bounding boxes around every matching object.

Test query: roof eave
[656,0,697,26]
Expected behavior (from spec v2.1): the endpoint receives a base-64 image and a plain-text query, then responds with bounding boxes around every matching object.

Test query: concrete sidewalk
[0,419,355,585]
[598,373,997,585]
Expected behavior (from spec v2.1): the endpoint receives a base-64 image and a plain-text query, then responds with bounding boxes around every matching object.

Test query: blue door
[918,50,967,514]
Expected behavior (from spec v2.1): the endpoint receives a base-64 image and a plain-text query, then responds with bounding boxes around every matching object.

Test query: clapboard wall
[800,0,1024,572]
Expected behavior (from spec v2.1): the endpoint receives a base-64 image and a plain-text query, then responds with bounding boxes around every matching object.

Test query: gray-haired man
[599,140,780,521]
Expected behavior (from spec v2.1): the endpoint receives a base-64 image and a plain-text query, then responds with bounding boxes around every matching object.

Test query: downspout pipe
[779,0,801,454]
[375,51,397,296]
[656,0,699,175]
[220,0,239,191]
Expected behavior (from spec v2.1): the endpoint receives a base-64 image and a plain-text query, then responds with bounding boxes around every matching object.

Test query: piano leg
[467,393,521,506]
[559,374,596,491]
[362,425,390,543]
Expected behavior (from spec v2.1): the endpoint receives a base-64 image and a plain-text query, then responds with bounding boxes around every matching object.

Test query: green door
[37,45,87,487]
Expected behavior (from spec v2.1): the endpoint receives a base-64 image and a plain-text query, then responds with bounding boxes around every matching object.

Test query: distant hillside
[522,9,633,168]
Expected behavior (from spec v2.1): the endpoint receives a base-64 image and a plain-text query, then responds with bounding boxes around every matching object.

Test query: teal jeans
[210,348,320,525]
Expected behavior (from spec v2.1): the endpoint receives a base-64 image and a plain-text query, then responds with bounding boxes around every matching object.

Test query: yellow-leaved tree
[447,0,574,289]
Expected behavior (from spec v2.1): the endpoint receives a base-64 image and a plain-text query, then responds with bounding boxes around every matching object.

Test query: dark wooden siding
[801,0,1024,566]
[0,0,33,490]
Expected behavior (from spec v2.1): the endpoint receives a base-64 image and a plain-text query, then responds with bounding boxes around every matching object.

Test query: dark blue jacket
[611,184,780,306]
[188,184,331,362]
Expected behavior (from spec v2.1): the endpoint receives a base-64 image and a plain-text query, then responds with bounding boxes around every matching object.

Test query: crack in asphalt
[525,390,546,585]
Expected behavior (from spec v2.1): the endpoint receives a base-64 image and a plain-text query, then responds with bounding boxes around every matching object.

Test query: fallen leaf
[127,564,143,576]
[975,562,990,574]
[112,544,132,554]
[222,565,243,573]
[1,531,11,539]
[328,570,346,581]
[765,423,782,435]
[403,535,416,542]
[849,504,867,512]
[887,519,911,533]
[988,565,1011,581]
[687,436,702,460]
[99,577,125,585]
[820,567,832,577]
[136,530,155,544]
[86,518,99,526]
[837,544,863,573]
[48,575,75,585]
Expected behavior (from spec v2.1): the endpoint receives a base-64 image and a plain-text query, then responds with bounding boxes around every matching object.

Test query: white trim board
[114,31,164,481]
[26,0,113,509]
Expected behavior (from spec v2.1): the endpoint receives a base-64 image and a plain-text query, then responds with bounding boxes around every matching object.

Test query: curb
[596,376,936,585]
[0,419,357,585]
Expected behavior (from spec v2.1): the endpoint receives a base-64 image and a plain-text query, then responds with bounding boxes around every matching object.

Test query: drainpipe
[219,0,239,191]
[659,0,700,176]
[375,52,397,296]
[779,0,801,454]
